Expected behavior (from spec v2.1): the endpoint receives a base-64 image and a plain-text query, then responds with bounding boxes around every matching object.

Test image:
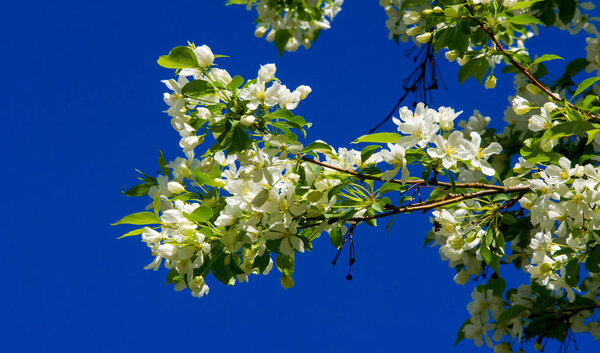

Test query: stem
[298,154,524,192]
[470,10,600,122]
[299,185,530,229]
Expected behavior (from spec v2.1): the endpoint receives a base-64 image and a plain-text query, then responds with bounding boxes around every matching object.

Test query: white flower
[427,131,471,169]
[193,45,214,67]
[512,96,531,115]
[465,132,502,176]
[528,107,552,131]
[264,222,304,255]
[380,143,409,183]
[393,103,440,148]
[258,63,276,83]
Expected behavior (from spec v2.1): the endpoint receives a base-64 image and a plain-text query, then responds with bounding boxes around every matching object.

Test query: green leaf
[572,77,600,100]
[253,251,271,273]
[454,319,471,347]
[111,212,161,226]
[532,54,563,66]
[252,189,270,208]
[276,254,294,277]
[274,30,290,56]
[564,58,589,77]
[558,0,577,24]
[352,132,401,144]
[507,14,543,25]
[585,246,600,273]
[565,259,580,287]
[566,296,598,310]
[182,80,216,98]
[188,206,213,223]
[497,305,528,325]
[117,227,146,239]
[228,75,244,89]
[157,46,198,69]
[193,168,214,187]
[361,145,381,163]
[509,0,543,10]
[458,57,489,84]
[158,150,170,176]
[211,254,236,286]
[123,183,152,197]
[302,141,333,153]
[329,228,343,249]
[542,121,600,140]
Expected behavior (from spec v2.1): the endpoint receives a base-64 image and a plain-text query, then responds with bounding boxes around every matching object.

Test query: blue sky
[2,1,598,352]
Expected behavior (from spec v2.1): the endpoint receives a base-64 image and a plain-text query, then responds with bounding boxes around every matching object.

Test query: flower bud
[484,75,497,89]
[422,9,433,15]
[445,50,459,62]
[157,244,178,260]
[543,101,558,112]
[526,83,542,95]
[456,56,469,66]
[213,178,227,188]
[266,30,276,42]
[403,11,421,25]
[296,85,312,99]
[167,181,186,194]
[142,227,162,243]
[512,96,531,115]
[254,25,268,38]
[416,32,432,43]
[406,26,423,36]
[193,45,214,67]
[240,115,256,126]
[197,107,212,121]
[258,63,276,82]
[433,6,443,13]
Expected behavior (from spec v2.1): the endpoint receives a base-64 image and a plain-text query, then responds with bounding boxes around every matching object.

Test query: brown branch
[298,185,530,229]
[470,11,600,122]
[298,154,522,191]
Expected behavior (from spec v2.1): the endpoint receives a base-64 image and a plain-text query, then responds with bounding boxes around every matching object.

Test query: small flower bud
[167,181,185,194]
[296,85,312,99]
[254,25,268,38]
[213,178,227,188]
[157,244,178,260]
[485,75,497,89]
[422,9,433,15]
[406,26,423,36]
[445,50,459,62]
[193,45,214,67]
[403,11,421,25]
[433,6,443,13]
[416,32,432,43]
[258,63,276,82]
[543,101,558,112]
[526,83,542,95]
[240,115,256,126]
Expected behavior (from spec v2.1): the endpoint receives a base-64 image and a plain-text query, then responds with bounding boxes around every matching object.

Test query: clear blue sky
[1,1,598,352]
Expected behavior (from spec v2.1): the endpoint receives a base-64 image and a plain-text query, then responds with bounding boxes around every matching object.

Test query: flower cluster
[235,0,343,52]
[116,0,600,350]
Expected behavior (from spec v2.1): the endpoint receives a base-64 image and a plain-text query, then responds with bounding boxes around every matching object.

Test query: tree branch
[298,154,524,192]
[470,11,600,122]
